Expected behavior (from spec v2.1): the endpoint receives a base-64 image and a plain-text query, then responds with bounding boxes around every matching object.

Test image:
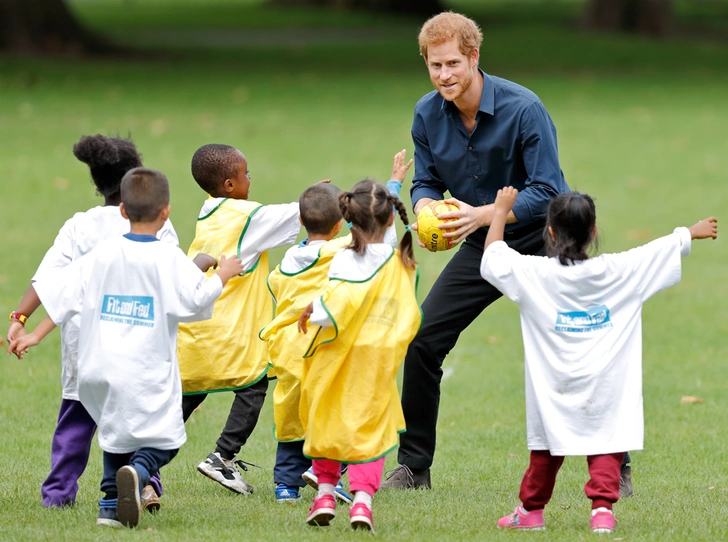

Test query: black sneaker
[196,452,254,494]
[380,465,431,490]
[619,465,633,498]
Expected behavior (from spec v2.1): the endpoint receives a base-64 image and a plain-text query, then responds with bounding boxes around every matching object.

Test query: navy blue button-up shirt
[411,70,569,233]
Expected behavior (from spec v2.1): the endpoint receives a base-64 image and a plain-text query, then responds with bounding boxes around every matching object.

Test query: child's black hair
[120,168,170,223]
[191,144,241,195]
[544,191,598,265]
[339,179,417,270]
[300,184,343,235]
[73,134,143,197]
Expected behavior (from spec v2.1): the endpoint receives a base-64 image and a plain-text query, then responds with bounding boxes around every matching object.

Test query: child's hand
[6,321,26,344]
[216,254,245,285]
[391,149,413,183]
[298,302,314,334]
[689,217,718,240]
[192,253,219,272]
[8,333,41,360]
[494,187,518,215]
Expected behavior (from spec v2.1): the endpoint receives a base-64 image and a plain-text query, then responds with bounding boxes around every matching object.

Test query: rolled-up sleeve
[512,101,565,224]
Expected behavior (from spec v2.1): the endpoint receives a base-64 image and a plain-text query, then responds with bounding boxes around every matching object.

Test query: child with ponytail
[480,187,717,534]
[297,177,422,533]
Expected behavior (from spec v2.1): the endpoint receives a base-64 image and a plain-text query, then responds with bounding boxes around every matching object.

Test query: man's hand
[391,149,413,183]
[689,217,718,240]
[437,198,491,247]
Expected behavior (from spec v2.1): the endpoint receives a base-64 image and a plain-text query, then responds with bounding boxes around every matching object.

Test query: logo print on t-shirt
[555,304,612,333]
[100,295,155,328]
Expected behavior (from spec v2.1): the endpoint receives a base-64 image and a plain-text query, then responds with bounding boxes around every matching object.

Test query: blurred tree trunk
[580,0,674,36]
[272,0,444,16]
[0,0,113,55]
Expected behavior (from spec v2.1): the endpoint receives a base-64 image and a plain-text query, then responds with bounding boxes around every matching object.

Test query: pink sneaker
[497,506,546,530]
[591,509,617,533]
[350,502,374,532]
[306,494,336,526]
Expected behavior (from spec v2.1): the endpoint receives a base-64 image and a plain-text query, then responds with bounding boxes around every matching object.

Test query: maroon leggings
[519,450,624,511]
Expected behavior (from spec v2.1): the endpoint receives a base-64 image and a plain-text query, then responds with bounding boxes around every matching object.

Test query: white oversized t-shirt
[31,206,178,400]
[34,235,221,454]
[480,228,691,455]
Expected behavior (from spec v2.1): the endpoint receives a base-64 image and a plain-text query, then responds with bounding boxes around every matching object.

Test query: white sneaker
[196,452,253,495]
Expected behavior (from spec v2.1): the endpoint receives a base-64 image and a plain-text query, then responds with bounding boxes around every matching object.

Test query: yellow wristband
[9,312,28,325]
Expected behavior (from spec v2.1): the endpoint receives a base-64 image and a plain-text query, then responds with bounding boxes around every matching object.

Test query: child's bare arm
[298,302,314,334]
[8,316,57,360]
[689,217,718,240]
[192,253,219,272]
[6,285,43,343]
[391,149,413,184]
[215,255,245,286]
[484,187,519,251]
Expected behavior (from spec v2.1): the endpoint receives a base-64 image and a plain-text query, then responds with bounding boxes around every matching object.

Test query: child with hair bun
[297,179,422,533]
[480,187,717,534]
[5,134,177,510]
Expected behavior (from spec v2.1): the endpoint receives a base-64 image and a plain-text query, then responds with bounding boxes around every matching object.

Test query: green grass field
[1,1,727,540]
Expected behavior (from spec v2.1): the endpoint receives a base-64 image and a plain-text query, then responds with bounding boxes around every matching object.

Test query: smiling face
[426,38,479,103]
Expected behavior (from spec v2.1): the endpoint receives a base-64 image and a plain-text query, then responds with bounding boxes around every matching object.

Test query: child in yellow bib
[298,178,422,533]
[177,144,301,495]
[260,151,413,504]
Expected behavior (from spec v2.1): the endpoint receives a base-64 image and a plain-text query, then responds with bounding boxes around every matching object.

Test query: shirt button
[468,146,473,151]
[474,175,479,179]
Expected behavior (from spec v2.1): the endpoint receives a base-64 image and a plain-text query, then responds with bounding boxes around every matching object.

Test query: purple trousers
[42,399,163,508]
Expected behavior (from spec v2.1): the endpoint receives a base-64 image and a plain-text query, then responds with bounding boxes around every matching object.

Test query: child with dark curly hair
[5,135,177,511]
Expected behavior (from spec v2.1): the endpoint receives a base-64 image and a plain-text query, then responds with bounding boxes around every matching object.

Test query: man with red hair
[383,11,571,489]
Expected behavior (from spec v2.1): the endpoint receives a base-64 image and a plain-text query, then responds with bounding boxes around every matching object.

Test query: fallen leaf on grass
[708,486,715,491]
[680,395,704,404]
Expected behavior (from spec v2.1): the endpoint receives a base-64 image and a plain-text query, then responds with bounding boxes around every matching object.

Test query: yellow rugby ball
[416,200,458,251]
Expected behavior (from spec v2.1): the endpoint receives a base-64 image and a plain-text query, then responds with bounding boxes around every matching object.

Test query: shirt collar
[123,233,159,243]
[441,69,495,116]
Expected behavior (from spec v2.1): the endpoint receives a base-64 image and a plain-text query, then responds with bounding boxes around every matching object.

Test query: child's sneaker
[497,506,546,530]
[116,466,142,528]
[306,494,336,526]
[197,452,253,495]
[350,502,375,532]
[302,467,353,504]
[141,485,160,513]
[591,508,617,533]
[275,483,301,503]
[96,507,122,528]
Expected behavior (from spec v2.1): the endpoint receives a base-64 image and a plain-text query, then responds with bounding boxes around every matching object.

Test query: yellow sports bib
[260,236,351,442]
[178,199,271,394]
[300,250,422,463]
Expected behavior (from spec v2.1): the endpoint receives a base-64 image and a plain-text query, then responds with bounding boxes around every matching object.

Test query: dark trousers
[42,399,162,508]
[182,378,268,460]
[274,440,311,488]
[519,450,624,511]
[100,448,178,503]
[398,226,546,470]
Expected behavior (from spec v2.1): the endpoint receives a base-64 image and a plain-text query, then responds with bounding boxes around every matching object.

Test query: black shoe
[380,465,431,490]
[619,465,633,498]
